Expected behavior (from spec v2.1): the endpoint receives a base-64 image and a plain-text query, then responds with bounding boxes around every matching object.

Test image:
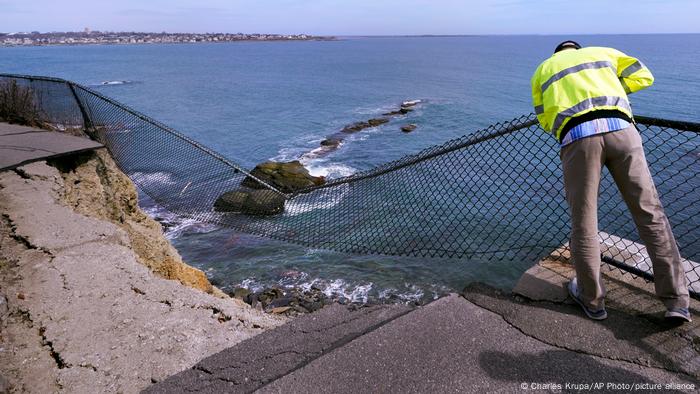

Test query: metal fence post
[67,82,94,133]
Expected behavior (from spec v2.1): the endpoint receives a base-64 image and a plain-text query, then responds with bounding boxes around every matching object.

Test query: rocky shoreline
[230,286,332,315]
[225,284,425,317]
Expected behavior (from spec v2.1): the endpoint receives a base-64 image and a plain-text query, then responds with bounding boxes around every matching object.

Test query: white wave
[276,270,310,287]
[141,203,218,239]
[402,99,422,106]
[271,132,336,162]
[353,105,396,115]
[163,218,218,240]
[235,273,444,305]
[297,278,373,303]
[237,276,373,303]
[299,144,340,161]
[100,80,131,86]
[271,146,307,162]
[240,278,266,293]
[285,184,349,215]
[377,284,425,302]
[303,161,356,178]
[282,162,355,216]
[131,171,177,187]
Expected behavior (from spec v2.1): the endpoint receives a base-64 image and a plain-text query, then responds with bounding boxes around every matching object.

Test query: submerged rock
[213,190,248,212]
[401,124,418,133]
[214,189,286,216]
[384,108,414,116]
[342,118,389,133]
[320,138,342,148]
[368,118,389,127]
[341,122,366,133]
[241,160,325,193]
[241,190,285,216]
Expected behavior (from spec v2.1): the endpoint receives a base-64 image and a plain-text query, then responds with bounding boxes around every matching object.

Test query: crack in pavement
[1,214,52,256]
[39,325,68,369]
[460,292,700,381]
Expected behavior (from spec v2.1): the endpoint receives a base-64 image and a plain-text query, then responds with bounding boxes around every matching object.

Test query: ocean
[2,34,698,302]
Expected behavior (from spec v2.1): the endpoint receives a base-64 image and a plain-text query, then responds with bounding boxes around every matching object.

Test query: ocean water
[2,35,698,302]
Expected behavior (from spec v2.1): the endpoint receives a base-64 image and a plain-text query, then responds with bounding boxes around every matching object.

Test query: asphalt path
[0,122,102,170]
[148,289,699,393]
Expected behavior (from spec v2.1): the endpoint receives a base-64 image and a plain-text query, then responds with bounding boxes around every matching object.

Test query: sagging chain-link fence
[1,74,699,298]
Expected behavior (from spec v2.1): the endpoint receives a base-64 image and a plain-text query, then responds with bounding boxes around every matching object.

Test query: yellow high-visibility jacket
[531,46,654,140]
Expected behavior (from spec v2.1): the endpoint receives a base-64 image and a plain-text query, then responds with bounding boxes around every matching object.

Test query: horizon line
[2,31,700,37]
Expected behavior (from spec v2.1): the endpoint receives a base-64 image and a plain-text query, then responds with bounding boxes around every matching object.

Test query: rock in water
[213,190,248,212]
[320,138,342,148]
[214,189,286,216]
[241,190,285,216]
[342,118,389,133]
[341,121,368,133]
[367,118,389,127]
[241,160,325,193]
[401,124,418,133]
[383,99,421,116]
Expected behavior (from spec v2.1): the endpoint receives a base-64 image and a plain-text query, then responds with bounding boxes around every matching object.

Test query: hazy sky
[2,0,699,35]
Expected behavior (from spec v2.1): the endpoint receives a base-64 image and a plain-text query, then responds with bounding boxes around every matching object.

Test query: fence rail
[1,73,699,299]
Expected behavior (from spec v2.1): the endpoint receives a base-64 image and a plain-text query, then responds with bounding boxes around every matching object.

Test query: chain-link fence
[2,74,698,299]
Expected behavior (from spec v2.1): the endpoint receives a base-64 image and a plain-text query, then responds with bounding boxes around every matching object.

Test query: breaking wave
[94,80,134,86]
[234,274,443,304]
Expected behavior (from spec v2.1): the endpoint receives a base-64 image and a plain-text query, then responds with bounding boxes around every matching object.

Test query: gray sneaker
[665,308,692,323]
[568,278,608,320]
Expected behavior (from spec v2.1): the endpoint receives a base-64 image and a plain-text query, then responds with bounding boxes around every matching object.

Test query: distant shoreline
[0,31,336,47]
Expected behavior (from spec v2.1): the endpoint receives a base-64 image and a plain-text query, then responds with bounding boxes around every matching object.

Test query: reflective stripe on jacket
[531,46,654,140]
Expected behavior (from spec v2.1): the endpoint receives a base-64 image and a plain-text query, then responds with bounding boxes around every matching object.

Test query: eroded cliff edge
[55,149,215,294]
[0,151,285,393]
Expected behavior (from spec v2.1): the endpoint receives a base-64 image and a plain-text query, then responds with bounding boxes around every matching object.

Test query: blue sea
[2,35,699,302]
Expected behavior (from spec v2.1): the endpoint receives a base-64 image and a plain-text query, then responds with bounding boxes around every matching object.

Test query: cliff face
[54,150,214,294]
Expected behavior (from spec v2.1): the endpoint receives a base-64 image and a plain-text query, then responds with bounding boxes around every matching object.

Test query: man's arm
[609,48,654,94]
[531,67,549,131]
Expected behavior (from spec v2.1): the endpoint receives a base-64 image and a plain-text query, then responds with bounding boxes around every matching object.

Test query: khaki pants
[560,124,689,311]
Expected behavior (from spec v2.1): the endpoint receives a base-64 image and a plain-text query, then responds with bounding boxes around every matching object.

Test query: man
[531,40,690,323]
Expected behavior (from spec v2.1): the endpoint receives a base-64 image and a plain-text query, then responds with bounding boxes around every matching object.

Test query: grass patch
[0,79,48,128]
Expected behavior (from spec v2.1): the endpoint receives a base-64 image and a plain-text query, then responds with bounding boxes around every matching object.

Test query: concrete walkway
[0,122,102,170]
[148,256,700,393]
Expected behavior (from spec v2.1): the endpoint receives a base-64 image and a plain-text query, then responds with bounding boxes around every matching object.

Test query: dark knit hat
[554,40,581,53]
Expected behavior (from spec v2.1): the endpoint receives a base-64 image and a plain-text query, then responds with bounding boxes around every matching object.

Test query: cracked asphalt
[0,162,285,393]
[0,122,103,171]
[148,287,700,393]
[144,303,414,393]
